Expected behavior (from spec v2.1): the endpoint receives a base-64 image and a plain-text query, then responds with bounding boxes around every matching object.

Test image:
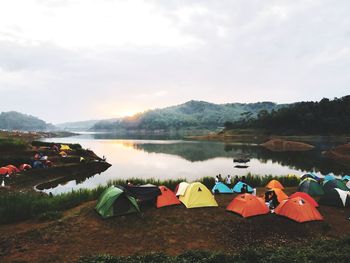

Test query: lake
[41,133,350,194]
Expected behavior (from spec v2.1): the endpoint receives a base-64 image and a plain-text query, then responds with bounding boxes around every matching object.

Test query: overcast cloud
[0,0,349,123]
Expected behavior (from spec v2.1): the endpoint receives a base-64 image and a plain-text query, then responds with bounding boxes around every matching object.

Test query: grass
[77,235,350,263]
[0,138,27,151]
[0,174,300,224]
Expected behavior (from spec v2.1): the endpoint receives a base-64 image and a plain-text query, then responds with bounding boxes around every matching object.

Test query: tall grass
[0,186,106,224]
[0,174,300,224]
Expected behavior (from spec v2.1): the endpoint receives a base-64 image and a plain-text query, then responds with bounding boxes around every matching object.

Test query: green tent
[298,178,324,196]
[96,186,140,218]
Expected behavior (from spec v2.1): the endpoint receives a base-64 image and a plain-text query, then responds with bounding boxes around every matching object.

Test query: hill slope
[92,100,286,131]
[0,111,54,131]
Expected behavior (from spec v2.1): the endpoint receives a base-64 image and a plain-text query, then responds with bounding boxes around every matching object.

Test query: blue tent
[232,181,253,193]
[212,182,233,194]
[324,174,336,181]
[342,175,350,181]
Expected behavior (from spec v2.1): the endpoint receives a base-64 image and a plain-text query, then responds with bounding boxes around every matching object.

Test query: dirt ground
[1,187,349,263]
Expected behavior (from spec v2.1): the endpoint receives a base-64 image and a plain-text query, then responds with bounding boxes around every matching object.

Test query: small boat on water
[234,165,249,169]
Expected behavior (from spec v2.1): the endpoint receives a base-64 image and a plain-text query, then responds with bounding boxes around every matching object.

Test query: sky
[0,0,349,123]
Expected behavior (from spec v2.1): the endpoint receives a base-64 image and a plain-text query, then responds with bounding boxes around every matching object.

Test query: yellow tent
[60,144,71,151]
[59,151,67,157]
[179,182,218,208]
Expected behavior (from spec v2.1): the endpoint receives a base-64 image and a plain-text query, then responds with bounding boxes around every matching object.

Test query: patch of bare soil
[261,139,315,152]
[0,188,349,263]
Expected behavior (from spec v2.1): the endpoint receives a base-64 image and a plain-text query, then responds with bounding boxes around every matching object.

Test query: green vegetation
[0,175,299,224]
[92,100,285,131]
[0,111,54,131]
[78,235,350,263]
[224,96,350,134]
[0,137,27,151]
[0,187,106,224]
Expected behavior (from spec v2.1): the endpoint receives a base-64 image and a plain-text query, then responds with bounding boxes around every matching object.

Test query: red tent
[226,193,269,218]
[156,186,181,208]
[289,192,318,207]
[0,167,11,175]
[6,165,20,173]
[275,197,323,223]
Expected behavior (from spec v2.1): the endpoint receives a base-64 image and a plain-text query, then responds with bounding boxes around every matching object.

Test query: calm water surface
[41,133,350,194]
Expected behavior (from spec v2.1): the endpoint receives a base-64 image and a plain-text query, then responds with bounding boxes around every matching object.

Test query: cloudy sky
[0,0,349,123]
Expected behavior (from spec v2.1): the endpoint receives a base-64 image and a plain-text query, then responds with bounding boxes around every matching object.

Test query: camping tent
[212,182,233,194]
[266,188,288,203]
[156,186,181,208]
[342,175,350,181]
[298,178,324,196]
[289,192,318,207]
[126,184,161,206]
[319,188,350,207]
[232,181,253,193]
[59,151,67,157]
[19,164,32,171]
[226,193,269,218]
[266,179,284,190]
[5,165,20,173]
[275,197,323,223]
[179,182,218,208]
[324,174,336,181]
[0,167,11,175]
[60,144,71,151]
[323,179,349,192]
[96,186,140,218]
[175,182,189,196]
[300,173,319,181]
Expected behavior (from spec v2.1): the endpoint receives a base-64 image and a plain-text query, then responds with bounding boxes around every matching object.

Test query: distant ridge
[91,100,287,131]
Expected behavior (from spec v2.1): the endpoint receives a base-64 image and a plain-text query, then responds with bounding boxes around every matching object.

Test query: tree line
[224,96,350,134]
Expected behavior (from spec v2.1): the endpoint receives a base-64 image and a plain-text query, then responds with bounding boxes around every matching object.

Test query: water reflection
[40,134,350,194]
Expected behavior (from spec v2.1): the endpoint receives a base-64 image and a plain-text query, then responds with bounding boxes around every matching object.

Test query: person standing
[225,174,232,187]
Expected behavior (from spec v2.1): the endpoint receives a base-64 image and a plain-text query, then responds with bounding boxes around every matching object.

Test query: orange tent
[156,186,181,208]
[0,167,11,175]
[289,192,318,207]
[267,188,288,203]
[275,197,323,223]
[19,164,32,171]
[226,193,269,218]
[6,165,20,173]
[266,179,284,189]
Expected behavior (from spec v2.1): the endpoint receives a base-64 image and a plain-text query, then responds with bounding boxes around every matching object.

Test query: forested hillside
[224,96,350,134]
[0,111,54,131]
[92,100,285,131]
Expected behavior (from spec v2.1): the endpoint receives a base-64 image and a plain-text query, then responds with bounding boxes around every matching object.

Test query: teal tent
[212,182,233,194]
[342,175,350,181]
[232,182,253,193]
[323,179,349,192]
[324,174,336,181]
[96,186,140,218]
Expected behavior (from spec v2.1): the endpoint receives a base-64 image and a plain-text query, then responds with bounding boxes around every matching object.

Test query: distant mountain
[91,100,287,131]
[0,111,55,131]
[56,120,103,131]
